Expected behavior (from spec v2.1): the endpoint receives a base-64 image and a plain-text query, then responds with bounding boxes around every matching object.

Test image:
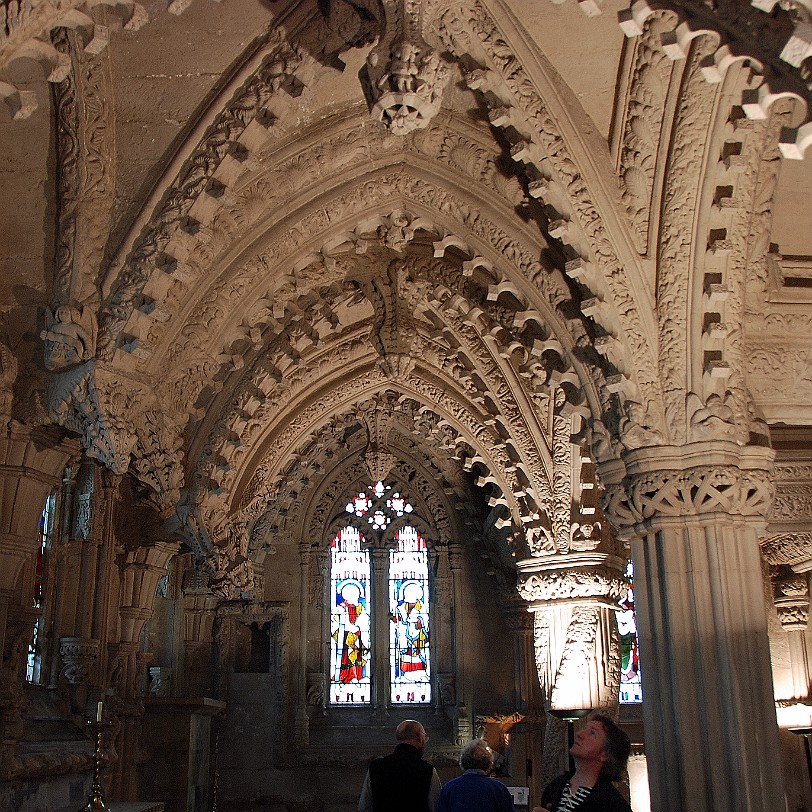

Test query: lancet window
[329,481,432,706]
[619,560,642,704]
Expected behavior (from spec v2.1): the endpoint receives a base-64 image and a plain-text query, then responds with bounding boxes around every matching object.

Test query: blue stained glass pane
[389,526,431,704]
[330,527,371,704]
[619,560,642,704]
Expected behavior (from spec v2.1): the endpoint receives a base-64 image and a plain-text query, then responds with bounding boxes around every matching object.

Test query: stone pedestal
[140,698,225,812]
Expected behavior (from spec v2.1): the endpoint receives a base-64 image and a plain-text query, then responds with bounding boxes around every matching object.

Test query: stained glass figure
[330,527,371,704]
[619,560,642,703]
[27,495,54,683]
[389,526,431,704]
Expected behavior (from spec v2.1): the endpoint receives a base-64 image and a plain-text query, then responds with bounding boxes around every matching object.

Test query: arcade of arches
[1,0,812,810]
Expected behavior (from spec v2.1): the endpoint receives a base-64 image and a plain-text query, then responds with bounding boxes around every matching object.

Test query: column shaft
[633,520,783,811]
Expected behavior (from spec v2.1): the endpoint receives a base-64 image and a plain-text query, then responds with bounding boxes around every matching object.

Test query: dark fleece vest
[369,743,434,812]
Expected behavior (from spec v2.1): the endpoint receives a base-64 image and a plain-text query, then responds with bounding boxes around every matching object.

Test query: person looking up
[538,713,632,812]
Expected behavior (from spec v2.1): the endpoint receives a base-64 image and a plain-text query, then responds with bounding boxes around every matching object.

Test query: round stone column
[600,441,784,812]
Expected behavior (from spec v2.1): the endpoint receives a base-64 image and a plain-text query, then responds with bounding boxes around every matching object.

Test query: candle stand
[81,719,111,812]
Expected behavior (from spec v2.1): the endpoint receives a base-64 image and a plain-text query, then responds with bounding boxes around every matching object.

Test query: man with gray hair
[359,719,442,812]
[437,739,514,812]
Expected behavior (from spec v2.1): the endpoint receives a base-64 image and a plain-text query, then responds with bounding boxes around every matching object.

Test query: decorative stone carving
[207,518,254,601]
[306,671,325,708]
[517,559,627,607]
[0,339,16,424]
[59,636,99,685]
[40,305,97,371]
[617,12,675,255]
[615,0,812,158]
[438,672,456,706]
[601,444,775,534]
[362,39,449,134]
[773,572,810,631]
[761,533,812,567]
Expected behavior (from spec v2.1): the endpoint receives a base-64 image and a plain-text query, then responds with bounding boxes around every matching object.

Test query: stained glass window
[27,495,54,683]
[330,526,371,704]
[619,560,642,704]
[389,526,431,704]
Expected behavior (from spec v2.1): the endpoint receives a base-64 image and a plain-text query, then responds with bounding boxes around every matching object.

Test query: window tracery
[329,481,432,706]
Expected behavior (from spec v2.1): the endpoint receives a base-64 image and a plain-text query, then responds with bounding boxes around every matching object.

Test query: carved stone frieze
[614,0,812,158]
[655,40,717,442]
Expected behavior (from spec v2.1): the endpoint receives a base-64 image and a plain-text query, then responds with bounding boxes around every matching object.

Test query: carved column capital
[773,571,810,631]
[761,532,812,569]
[599,441,775,538]
[516,553,628,609]
[59,636,99,685]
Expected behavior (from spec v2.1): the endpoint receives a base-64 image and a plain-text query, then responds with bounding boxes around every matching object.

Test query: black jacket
[369,743,435,812]
[540,772,633,812]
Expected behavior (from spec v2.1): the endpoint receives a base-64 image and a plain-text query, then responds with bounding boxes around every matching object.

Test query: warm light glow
[776,702,812,729]
[628,754,651,812]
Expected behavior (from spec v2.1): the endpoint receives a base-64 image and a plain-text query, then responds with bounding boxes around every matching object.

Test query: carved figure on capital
[41,305,97,371]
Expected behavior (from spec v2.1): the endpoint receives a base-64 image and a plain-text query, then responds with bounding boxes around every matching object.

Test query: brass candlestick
[81,718,110,812]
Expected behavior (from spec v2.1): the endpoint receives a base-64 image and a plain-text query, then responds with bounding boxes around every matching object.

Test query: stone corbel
[360,0,450,134]
[179,506,255,602]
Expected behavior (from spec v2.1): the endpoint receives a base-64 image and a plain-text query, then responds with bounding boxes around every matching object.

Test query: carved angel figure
[40,305,97,371]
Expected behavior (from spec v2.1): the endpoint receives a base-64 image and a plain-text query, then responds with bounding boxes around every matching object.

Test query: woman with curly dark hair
[538,714,633,812]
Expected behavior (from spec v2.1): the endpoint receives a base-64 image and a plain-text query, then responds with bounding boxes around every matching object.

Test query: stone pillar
[448,541,471,743]
[601,441,784,812]
[432,542,455,711]
[370,544,389,714]
[294,542,311,746]
[517,552,625,786]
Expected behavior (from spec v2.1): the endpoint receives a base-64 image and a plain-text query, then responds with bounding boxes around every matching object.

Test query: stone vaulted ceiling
[1,0,811,592]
